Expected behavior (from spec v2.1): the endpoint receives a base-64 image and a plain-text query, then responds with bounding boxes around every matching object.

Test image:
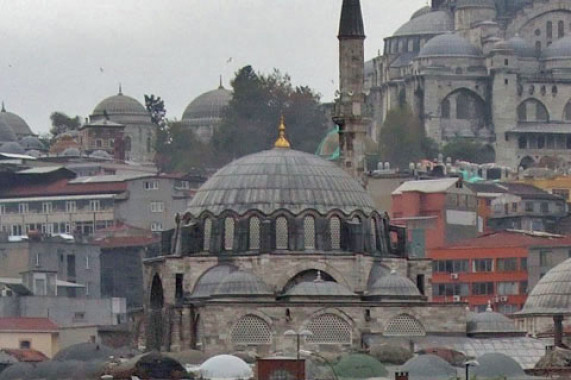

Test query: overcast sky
[0,0,426,134]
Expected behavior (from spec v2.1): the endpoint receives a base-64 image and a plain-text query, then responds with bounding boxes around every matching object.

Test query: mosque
[368,0,571,170]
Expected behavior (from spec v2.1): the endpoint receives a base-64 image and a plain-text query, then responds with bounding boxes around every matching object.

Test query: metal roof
[393,11,453,37]
[418,33,483,58]
[392,177,459,195]
[284,280,356,297]
[367,271,422,298]
[467,310,520,335]
[187,148,376,216]
[400,354,457,379]
[541,36,571,60]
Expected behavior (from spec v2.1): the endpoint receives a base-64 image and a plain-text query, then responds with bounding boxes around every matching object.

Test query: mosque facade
[368,0,571,170]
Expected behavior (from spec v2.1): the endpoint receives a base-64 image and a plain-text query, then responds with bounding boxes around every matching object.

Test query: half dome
[419,33,483,58]
[187,148,376,216]
[467,308,520,335]
[393,11,453,37]
[213,270,273,297]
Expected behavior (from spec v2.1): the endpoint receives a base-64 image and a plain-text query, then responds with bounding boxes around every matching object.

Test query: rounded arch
[282,269,336,293]
[275,215,289,250]
[150,273,164,309]
[383,313,426,337]
[563,100,571,121]
[519,156,536,170]
[275,262,351,293]
[304,311,353,345]
[517,98,549,122]
[440,88,487,139]
[230,314,272,346]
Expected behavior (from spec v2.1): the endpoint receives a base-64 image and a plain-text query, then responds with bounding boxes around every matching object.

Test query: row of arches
[517,98,571,122]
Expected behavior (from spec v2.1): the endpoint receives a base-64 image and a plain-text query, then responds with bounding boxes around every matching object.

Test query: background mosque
[367,0,571,170]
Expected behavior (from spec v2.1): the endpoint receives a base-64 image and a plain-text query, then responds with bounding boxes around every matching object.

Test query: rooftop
[436,230,571,250]
[0,318,58,332]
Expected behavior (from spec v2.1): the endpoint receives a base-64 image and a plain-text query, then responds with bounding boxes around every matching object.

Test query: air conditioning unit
[500,296,508,302]
[452,295,461,302]
[450,273,459,280]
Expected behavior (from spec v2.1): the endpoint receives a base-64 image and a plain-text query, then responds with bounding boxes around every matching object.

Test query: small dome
[285,278,355,297]
[472,353,525,378]
[368,271,421,297]
[20,136,46,151]
[187,148,376,216]
[182,86,232,122]
[410,6,431,20]
[419,34,483,58]
[520,257,571,315]
[502,36,536,57]
[401,354,457,379]
[200,354,253,380]
[0,142,25,155]
[213,270,273,297]
[61,147,81,157]
[366,262,391,289]
[541,36,571,60]
[333,353,389,379]
[89,150,113,159]
[92,92,147,117]
[53,342,116,362]
[0,105,33,138]
[25,149,41,157]
[190,264,238,299]
[456,0,496,9]
[393,11,453,37]
[467,308,520,335]
[0,118,17,143]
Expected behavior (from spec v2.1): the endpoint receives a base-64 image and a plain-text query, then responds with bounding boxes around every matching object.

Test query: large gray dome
[541,36,571,60]
[213,270,273,297]
[393,11,453,37]
[91,91,152,126]
[419,34,483,57]
[467,308,519,335]
[191,264,237,299]
[285,279,356,297]
[472,353,525,378]
[410,6,431,20]
[182,86,232,122]
[519,257,571,315]
[0,106,33,138]
[187,148,376,216]
[367,271,421,298]
[0,118,17,143]
[495,36,536,58]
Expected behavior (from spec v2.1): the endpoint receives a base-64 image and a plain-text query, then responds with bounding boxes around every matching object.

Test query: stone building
[368,0,571,170]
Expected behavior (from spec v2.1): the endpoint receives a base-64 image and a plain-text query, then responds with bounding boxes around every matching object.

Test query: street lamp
[464,359,479,380]
[284,329,313,380]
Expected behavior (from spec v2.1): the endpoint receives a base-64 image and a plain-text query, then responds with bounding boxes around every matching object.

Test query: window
[18,203,28,214]
[383,314,426,337]
[303,216,315,250]
[441,99,450,119]
[306,313,352,343]
[175,180,190,190]
[19,340,31,349]
[511,202,518,212]
[11,225,23,236]
[473,259,493,272]
[433,260,469,273]
[73,312,85,321]
[85,256,90,270]
[497,281,518,295]
[560,20,566,38]
[224,217,235,251]
[276,217,288,250]
[34,278,46,296]
[472,282,494,295]
[521,258,528,271]
[525,202,534,212]
[520,281,528,294]
[66,201,77,213]
[203,219,212,251]
[231,315,271,345]
[547,21,553,39]
[150,201,164,213]
[540,202,549,213]
[144,180,159,190]
[330,217,341,250]
[497,258,518,272]
[371,219,377,250]
[540,250,552,267]
[249,217,260,250]
[42,202,52,214]
[433,283,469,296]
[89,200,100,212]
[151,222,163,232]
[96,139,103,148]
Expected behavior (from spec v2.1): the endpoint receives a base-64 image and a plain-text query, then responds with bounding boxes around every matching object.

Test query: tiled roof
[1,349,49,363]
[437,230,571,249]
[0,318,58,332]
[95,235,159,249]
[0,178,127,198]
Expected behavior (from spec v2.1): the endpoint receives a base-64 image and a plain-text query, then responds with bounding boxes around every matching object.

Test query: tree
[213,66,328,164]
[442,139,496,164]
[49,112,81,137]
[378,105,435,170]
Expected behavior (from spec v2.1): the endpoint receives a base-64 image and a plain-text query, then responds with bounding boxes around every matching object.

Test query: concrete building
[368,0,571,170]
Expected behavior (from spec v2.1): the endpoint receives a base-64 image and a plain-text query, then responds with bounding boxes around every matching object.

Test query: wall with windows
[527,245,571,292]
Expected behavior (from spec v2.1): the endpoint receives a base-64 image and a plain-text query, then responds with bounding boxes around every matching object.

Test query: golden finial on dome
[274,115,291,149]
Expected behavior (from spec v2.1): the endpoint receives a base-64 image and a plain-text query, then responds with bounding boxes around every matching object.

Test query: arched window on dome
[330,217,341,250]
[249,217,260,250]
[559,20,565,38]
[203,218,212,252]
[371,218,378,251]
[231,315,272,346]
[303,216,316,250]
[306,313,352,345]
[276,217,288,250]
[224,217,235,251]
[564,101,571,121]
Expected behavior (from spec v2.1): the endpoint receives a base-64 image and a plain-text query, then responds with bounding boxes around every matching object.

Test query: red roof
[438,230,571,249]
[0,318,58,332]
[1,348,49,362]
[95,235,159,248]
[0,178,127,198]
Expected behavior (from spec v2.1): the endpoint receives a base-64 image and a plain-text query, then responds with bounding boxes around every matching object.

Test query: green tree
[442,139,496,164]
[49,112,81,137]
[213,66,328,164]
[378,105,435,169]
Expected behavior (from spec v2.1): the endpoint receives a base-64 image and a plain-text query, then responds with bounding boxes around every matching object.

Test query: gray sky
[0,0,426,134]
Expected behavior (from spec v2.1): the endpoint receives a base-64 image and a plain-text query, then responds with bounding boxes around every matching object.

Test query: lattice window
[224,217,235,251]
[276,217,288,250]
[370,219,377,251]
[231,315,271,345]
[330,217,341,250]
[303,216,315,250]
[383,314,426,337]
[306,313,351,344]
[203,219,212,251]
[270,370,296,380]
[249,217,260,250]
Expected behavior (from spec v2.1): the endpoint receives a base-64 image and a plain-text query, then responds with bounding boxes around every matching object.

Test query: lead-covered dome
[91,91,152,126]
[494,36,536,58]
[284,278,356,298]
[187,148,376,216]
[519,258,571,315]
[419,34,483,57]
[0,142,25,155]
[213,270,273,297]
[182,86,232,122]
[541,36,571,60]
[367,271,422,298]
[467,308,520,335]
[0,118,17,143]
[0,105,33,138]
[20,136,46,151]
[393,11,453,37]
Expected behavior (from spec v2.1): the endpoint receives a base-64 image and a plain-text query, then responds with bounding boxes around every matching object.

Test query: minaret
[334,0,369,180]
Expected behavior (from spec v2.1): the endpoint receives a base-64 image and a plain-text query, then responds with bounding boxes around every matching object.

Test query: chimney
[395,371,409,380]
